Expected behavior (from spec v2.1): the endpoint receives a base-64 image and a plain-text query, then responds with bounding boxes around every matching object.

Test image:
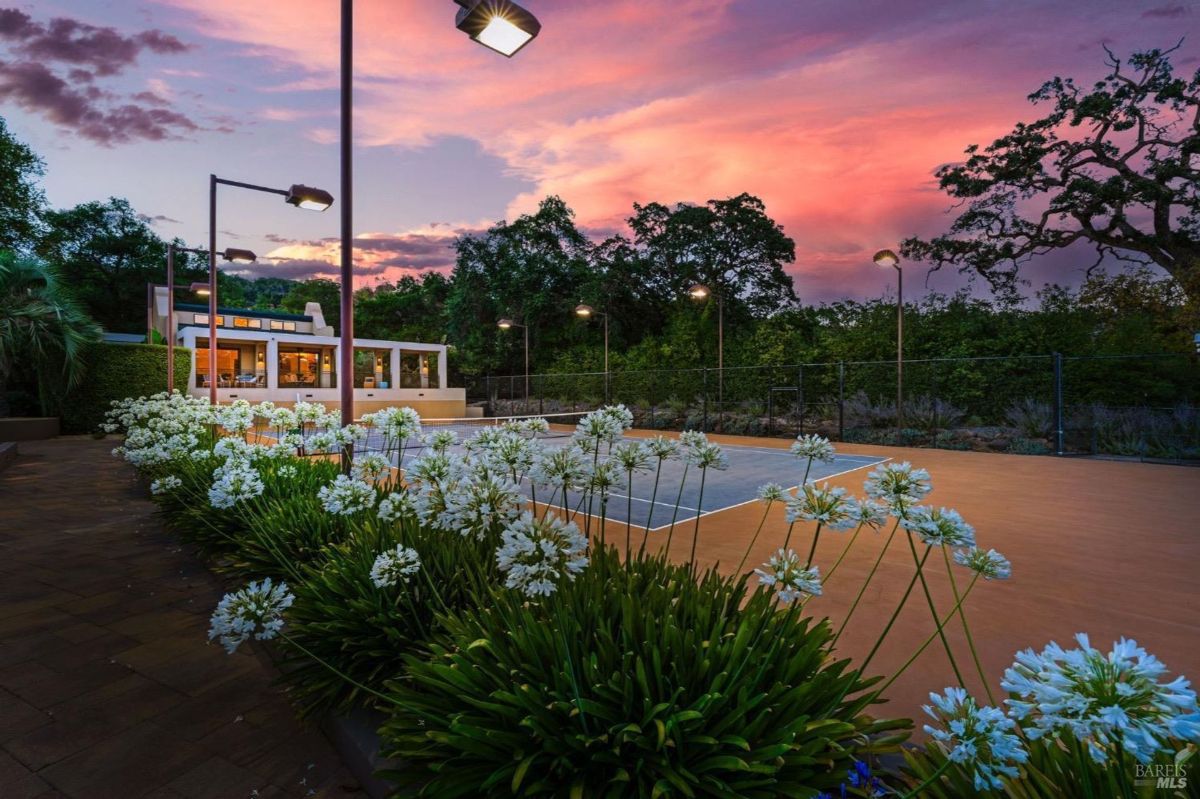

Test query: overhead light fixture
[687,283,711,301]
[222,248,258,264]
[574,303,594,318]
[497,317,515,330]
[285,184,334,211]
[454,0,541,57]
[190,282,211,296]
[873,249,900,268]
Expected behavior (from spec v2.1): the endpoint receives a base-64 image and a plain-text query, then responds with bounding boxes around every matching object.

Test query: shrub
[280,516,497,718]
[379,547,908,798]
[905,396,966,432]
[60,342,192,433]
[1005,398,1054,440]
[842,391,896,429]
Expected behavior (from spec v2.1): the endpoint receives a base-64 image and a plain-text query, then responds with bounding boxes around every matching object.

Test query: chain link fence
[467,352,1200,460]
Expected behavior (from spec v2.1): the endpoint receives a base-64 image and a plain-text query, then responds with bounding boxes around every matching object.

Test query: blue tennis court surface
[392,430,886,530]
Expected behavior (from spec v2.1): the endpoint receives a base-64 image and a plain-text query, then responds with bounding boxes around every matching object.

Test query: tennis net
[415,411,589,440]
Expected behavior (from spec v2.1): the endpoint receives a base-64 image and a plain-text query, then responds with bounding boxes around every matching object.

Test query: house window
[194,343,262,388]
[193,314,225,326]
[278,346,336,388]
[354,348,392,388]
[269,320,297,332]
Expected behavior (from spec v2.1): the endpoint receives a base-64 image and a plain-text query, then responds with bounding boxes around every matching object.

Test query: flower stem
[858,545,931,675]
[833,518,900,645]
[942,546,996,704]
[874,574,980,698]
[638,460,664,556]
[906,534,967,688]
[663,462,690,558]
[821,521,865,587]
[282,633,398,707]
[735,501,774,575]
[900,757,951,799]
[804,522,824,568]
[687,466,709,566]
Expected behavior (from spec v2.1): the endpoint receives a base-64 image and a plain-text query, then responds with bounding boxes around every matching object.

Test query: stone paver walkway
[0,437,366,799]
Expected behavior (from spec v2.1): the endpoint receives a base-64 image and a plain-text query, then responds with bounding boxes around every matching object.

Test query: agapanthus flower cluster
[864,461,932,512]
[754,548,822,603]
[954,547,1011,580]
[150,475,182,495]
[902,506,976,548]
[502,416,550,438]
[791,433,835,464]
[369,545,422,588]
[422,429,458,453]
[318,474,378,516]
[923,686,1028,790]
[850,497,889,529]
[495,511,589,597]
[785,483,858,529]
[684,440,729,470]
[208,578,294,654]
[363,406,422,444]
[215,400,255,435]
[611,441,652,474]
[757,482,787,503]
[642,435,680,461]
[208,460,265,509]
[436,472,524,539]
[377,491,416,523]
[586,459,626,500]
[1002,634,1200,764]
[350,452,392,482]
[573,407,629,449]
[529,445,592,493]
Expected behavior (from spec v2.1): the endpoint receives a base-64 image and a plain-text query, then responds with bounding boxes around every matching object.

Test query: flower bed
[106,394,1200,797]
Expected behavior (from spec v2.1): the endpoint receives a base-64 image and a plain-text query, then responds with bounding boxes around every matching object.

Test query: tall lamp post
[328,0,540,430]
[687,283,723,413]
[152,243,250,394]
[574,303,609,402]
[873,249,903,427]
[497,318,529,409]
[207,176,332,406]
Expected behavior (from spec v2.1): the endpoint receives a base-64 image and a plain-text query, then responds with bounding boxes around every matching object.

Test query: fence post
[797,364,804,436]
[538,374,544,415]
[837,360,846,441]
[1053,352,1065,456]
[702,368,709,431]
[767,389,774,437]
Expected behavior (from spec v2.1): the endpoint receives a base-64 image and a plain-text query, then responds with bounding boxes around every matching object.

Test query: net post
[702,367,709,432]
[797,364,804,436]
[767,388,774,437]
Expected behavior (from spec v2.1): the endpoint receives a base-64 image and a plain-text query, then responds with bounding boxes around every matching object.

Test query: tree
[0,115,45,254]
[903,46,1200,301]
[281,279,341,333]
[628,193,798,318]
[0,254,102,416]
[37,198,205,333]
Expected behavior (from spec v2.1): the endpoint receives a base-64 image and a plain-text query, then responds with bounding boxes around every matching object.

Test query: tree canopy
[902,46,1200,301]
[0,116,45,255]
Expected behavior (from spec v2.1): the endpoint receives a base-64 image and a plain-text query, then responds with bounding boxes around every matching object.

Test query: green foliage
[281,516,497,719]
[282,278,342,333]
[379,547,908,798]
[901,730,1200,798]
[0,116,45,254]
[58,342,189,432]
[0,255,103,417]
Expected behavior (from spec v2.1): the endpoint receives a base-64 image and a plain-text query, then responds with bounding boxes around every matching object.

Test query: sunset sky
[1,1,1195,301]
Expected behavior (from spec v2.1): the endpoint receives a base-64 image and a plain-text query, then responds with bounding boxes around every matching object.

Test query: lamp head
[190,282,211,296]
[574,303,595,318]
[687,283,711,301]
[497,317,515,330]
[873,249,900,269]
[455,0,541,57]
[285,184,334,211]
[221,248,257,264]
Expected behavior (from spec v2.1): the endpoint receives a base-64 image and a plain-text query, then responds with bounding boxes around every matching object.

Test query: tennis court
[379,414,887,529]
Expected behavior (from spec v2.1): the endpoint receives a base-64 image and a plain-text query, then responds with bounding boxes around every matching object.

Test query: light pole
[207,176,332,406]
[154,243,246,394]
[497,318,529,409]
[331,0,540,430]
[687,283,723,413]
[873,248,903,427]
[574,303,609,402]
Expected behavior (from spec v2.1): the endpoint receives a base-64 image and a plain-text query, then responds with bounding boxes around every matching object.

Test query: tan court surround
[629,431,1200,726]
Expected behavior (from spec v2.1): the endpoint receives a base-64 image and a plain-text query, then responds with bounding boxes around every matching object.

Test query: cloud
[0,8,188,76]
[0,8,204,145]
[139,213,182,225]
[1141,4,1189,18]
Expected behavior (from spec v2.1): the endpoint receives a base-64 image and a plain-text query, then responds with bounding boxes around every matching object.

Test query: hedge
[60,342,192,434]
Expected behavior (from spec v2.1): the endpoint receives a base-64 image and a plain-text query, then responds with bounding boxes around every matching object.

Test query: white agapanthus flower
[306,431,338,453]
[601,404,635,431]
[350,452,392,482]
[318,474,377,516]
[370,545,422,588]
[643,435,680,461]
[679,429,708,451]
[849,497,890,529]
[208,578,294,654]
[790,434,835,464]
[1002,634,1200,764]
[757,482,787,503]
[496,511,589,597]
[784,483,858,530]
[481,431,540,477]
[276,464,298,479]
[923,687,1028,791]
[363,406,422,443]
[437,472,524,539]
[529,446,591,492]
[573,408,625,448]
[612,441,652,474]
[502,416,550,438]
[208,461,265,509]
[586,459,625,500]
[150,475,182,494]
[684,440,729,470]
[954,547,1012,580]
[293,401,329,425]
[377,491,416,522]
[422,429,459,453]
[267,406,298,431]
[754,549,822,604]
[864,461,932,512]
[901,506,976,548]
